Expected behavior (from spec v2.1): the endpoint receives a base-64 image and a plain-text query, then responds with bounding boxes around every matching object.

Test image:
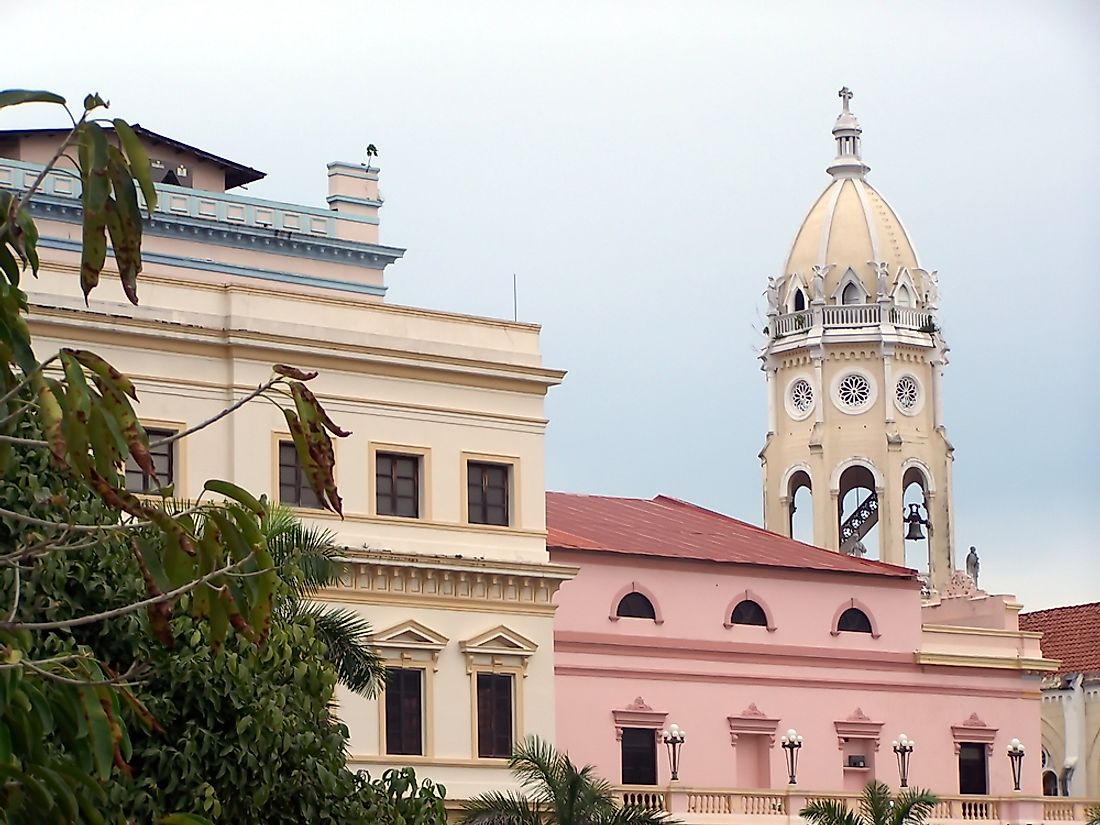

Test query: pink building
[549,492,1060,820]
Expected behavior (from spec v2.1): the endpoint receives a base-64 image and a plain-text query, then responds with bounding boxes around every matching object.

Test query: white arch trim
[831,267,870,305]
[829,457,885,492]
[780,463,814,498]
[900,458,936,494]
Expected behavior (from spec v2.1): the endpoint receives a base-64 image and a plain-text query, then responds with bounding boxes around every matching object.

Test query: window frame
[620,727,659,786]
[369,442,431,520]
[462,452,520,528]
[616,592,657,620]
[124,424,179,494]
[469,665,523,761]
[836,607,873,634]
[383,666,426,757]
[729,599,769,627]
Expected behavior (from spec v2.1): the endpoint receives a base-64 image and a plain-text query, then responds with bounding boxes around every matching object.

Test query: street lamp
[662,724,686,781]
[892,733,915,788]
[1007,739,1025,792]
[780,728,803,785]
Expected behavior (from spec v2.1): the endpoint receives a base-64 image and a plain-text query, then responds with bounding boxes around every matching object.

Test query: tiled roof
[546,492,916,579]
[1019,602,1100,675]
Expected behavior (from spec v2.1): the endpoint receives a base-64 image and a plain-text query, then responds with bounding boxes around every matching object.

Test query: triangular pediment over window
[460,625,538,675]
[370,621,449,670]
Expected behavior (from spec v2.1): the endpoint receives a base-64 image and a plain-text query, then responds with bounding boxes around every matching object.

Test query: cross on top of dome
[838,86,854,114]
[828,85,869,179]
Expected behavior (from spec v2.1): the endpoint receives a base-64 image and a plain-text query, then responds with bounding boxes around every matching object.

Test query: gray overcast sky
[8,1,1099,609]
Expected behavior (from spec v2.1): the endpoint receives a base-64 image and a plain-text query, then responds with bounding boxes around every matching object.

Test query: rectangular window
[621,728,658,785]
[384,668,423,756]
[376,453,420,518]
[124,428,176,493]
[468,462,510,526]
[278,441,322,509]
[476,672,513,758]
[958,743,989,795]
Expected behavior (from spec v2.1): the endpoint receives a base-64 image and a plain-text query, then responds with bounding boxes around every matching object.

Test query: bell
[904,504,925,541]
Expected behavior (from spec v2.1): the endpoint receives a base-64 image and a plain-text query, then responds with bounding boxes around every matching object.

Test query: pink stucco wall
[552,549,1043,796]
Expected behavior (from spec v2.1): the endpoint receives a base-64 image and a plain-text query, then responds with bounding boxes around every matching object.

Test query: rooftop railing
[769,302,935,339]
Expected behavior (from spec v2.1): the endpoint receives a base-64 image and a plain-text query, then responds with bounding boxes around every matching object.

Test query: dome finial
[827,86,870,179]
[839,86,853,114]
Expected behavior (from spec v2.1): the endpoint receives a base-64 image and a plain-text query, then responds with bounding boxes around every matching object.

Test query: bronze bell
[904,503,926,541]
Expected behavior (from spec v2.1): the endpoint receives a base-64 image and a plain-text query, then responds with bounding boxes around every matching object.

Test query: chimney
[326,161,381,220]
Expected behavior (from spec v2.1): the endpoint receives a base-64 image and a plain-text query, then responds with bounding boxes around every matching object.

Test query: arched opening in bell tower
[787,470,813,544]
[902,466,932,574]
[837,465,880,560]
[792,288,807,312]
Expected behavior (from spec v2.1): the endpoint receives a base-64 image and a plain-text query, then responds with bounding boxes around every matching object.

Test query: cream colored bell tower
[760,88,954,592]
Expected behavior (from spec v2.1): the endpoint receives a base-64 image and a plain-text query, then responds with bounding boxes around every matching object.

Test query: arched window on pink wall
[609,582,664,624]
[723,590,777,631]
[830,598,881,638]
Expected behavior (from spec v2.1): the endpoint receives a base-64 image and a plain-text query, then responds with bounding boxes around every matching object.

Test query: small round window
[894,375,922,415]
[786,377,815,420]
[837,373,872,411]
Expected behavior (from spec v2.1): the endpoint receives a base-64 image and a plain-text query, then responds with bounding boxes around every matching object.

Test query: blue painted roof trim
[37,235,388,297]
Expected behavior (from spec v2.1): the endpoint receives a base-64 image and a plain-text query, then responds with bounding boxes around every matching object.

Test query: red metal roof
[546,492,916,579]
[1019,602,1100,675]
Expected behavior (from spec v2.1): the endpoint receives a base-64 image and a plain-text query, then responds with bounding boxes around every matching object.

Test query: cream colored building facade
[0,127,574,798]
[760,89,954,592]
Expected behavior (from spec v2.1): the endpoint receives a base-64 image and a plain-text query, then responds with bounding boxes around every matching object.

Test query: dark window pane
[616,592,656,620]
[124,428,176,494]
[621,728,657,785]
[385,668,423,756]
[376,452,419,518]
[477,673,513,758]
[279,440,322,508]
[468,462,509,526]
[837,607,872,634]
[731,600,768,626]
[958,743,988,795]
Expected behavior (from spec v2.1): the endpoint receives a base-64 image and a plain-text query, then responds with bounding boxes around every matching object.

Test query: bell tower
[760,88,954,593]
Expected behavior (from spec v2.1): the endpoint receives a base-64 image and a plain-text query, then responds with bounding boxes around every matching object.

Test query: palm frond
[297,604,385,697]
[461,791,545,825]
[860,780,894,825]
[801,798,864,825]
[890,789,938,825]
[262,504,344,597]
[509,735,567,802]
[600,803,675,825]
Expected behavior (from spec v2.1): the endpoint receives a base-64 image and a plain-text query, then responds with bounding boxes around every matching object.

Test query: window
[793,289,807,311]
[896,284,913,307]
[837,607,873,634]
[376,453,419,518]
[621,728,658,785]
[124,428,176,493]
[730,600,768,626]
[278,440,322,508]
[476,672,514,758]
[384,668,423,756]
[616,592,656,620]
[842,282,863,305]
[468,462,510,526]
[958,743,989,795]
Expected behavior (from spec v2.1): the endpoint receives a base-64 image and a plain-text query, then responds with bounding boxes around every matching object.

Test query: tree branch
[149,376,281,448]
[3,112,85,226]
[0,353,60,406]
[0,552,257,632]
[4,567,19,623]
[0,506,145,533]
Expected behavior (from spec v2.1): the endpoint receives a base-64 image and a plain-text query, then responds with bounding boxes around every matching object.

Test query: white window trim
[830,368,878,415]
[892,372,925,417]
[784,374,816,421]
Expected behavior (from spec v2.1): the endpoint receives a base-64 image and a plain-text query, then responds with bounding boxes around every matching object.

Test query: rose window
[790,379,814,414]
[895,376,920,410]
[837,373,871,410]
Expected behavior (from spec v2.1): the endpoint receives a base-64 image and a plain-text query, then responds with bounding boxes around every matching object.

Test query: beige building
[0,126,574,798]
[760,88,953,592]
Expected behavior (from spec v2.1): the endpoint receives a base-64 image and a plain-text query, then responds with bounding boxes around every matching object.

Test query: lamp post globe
[662,724,686,781]
[1007,738,1025,792]
[780,728,803,785]
[893,732,915,788]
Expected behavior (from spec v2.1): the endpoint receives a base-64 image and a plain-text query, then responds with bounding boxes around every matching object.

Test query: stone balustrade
[769,303,935,339]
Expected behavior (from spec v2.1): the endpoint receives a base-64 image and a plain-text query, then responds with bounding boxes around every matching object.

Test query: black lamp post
[892,733,915,788]
[780,728,803,785]
[662,724,685,782]
[1007,738,1025,792]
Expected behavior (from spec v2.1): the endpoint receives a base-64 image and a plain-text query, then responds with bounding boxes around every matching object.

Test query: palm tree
[1084,803,1099,825]
[801,780,937,825]
[462,736,675,825]
[263,504,386,697]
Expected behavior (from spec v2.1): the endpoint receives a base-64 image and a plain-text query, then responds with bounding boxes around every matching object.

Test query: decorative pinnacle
[838,86,853,114]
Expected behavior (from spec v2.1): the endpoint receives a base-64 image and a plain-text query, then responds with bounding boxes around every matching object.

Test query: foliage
[0,88,355,820]
[461,736,674,825]
[1085,804,1100,825]
[800,781,937,825]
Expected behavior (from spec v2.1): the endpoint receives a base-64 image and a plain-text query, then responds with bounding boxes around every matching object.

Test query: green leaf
[79,686,114,781]
[83,92,106,112]
[160,814,217,825]
[0,89,66,109]
[113,119,157,215]
[204,479,266,515]
[0,242,20,287]
[28,765,78,822]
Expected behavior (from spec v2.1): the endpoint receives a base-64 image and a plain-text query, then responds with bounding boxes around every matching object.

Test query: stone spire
[826,86,871,180]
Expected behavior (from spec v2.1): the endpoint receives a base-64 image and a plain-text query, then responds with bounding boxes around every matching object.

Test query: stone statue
[766,276,781,315]
[965,546,980,588]
[843,540,867,558]
[921,269,940,310]
[811,265,830,303]
[871,261,889,299]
